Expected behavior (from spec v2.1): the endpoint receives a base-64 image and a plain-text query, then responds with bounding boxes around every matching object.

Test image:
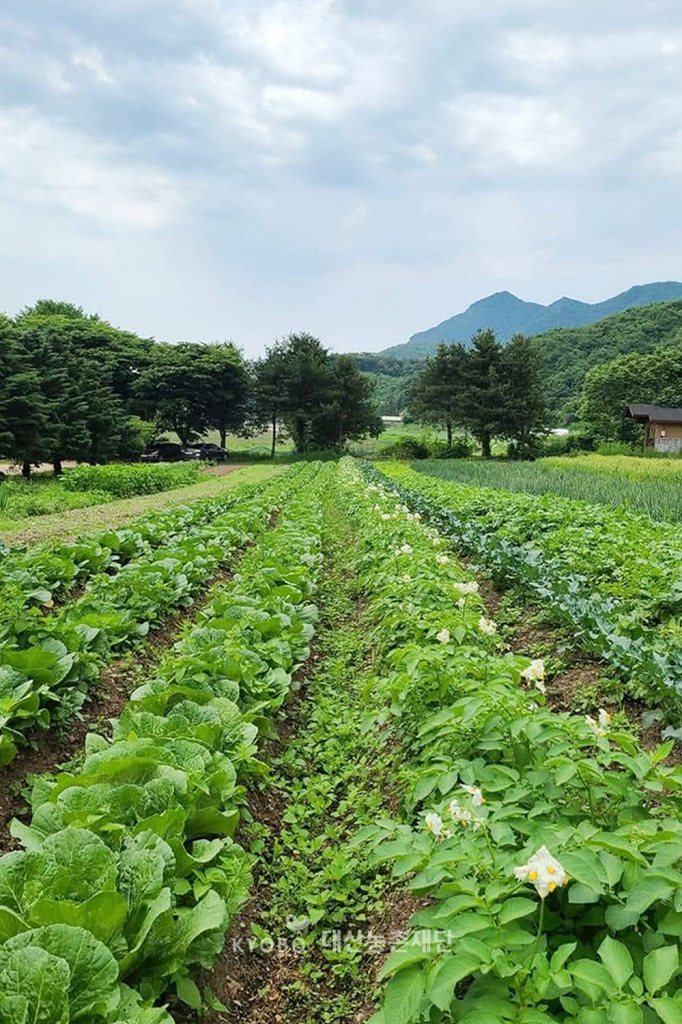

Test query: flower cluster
[425,813,450,839]
[514,846,568,898]
[425,785,485,838]
[478,616,497,636]
[454,581,479,596]
[436,553,450,565]
[436,628,451,644]
[585,708,611,738]
[520,658,546,694]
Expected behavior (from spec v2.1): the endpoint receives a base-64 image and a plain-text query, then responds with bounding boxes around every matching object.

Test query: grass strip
[0,464,282,545]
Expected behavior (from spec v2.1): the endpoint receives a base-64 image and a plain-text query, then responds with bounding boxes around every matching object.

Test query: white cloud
[2,0,682,353]
[453,95,582,170]
[0,108,179,230]
[71,45,115,85]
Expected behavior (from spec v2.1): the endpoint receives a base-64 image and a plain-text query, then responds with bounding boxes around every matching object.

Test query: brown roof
[627,404,682,424]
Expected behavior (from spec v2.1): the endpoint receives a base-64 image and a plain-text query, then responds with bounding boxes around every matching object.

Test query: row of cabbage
[336,459,682,1024]
[378,462,682,714]
[0,464,328,1024]
[0,473,269,629]
[0,467,307,766]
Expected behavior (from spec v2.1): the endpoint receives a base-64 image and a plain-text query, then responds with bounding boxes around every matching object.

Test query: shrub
[380,435,431,460]
[429,438,475,459]
[596,440,641,457]
[62,462,199,498]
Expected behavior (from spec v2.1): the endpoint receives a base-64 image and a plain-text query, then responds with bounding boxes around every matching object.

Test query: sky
[1,0,682,356]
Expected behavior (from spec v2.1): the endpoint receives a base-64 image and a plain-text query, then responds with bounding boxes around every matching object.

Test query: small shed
[627,404,682,452]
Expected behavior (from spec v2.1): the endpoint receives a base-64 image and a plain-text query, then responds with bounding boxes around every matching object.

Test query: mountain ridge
[380,281,682,360]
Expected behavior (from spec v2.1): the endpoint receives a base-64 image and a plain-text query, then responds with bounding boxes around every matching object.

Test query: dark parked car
[141,443,201,462]
[187,443,229,461]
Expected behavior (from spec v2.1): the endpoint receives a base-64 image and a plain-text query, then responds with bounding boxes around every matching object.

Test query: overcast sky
[1,0,681,356]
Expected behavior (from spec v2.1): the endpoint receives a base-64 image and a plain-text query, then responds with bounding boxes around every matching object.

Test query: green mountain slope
[533,299,682,418]
[380,281,682,360]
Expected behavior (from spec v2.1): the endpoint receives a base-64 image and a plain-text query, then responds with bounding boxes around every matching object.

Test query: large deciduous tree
[580,346,682,443]
[134,342,251,446]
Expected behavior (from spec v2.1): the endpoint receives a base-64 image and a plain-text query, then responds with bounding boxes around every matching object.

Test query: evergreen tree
[408,343,467,447]
[499,333,547,458]
[458,329,506,458]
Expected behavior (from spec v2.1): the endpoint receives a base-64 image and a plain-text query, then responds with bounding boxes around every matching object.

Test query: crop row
[415,456,682,524]
[333,458,682,1023]
[378,462,682,715]
[62,462,200,498]
[0,473,273,630]
[0,466,308,766]
[0,463,329,1023]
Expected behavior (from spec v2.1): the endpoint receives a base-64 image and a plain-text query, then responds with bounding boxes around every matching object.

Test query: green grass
[0,464,283,545]
[0,476,115,521]
[415,456,682,522]
[0,462,201,525]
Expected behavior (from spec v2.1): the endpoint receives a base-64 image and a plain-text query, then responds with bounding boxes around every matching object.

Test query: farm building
[628,404,682,452]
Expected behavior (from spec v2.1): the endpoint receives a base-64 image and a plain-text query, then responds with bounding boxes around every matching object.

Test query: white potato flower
[454,581,479,595]
[397,544,413,556]
[461,784,484,807]
[585,708,611,737]
[521,659,546,693]
[381,513,392,520]
[413,512,422,520]
[436,628,451,644]
[402,573,412,582]
[514,846,568,898]
[448,798,480,830]
[478,616,497,635]
[436,554,450,565]
[455,597,466,609]
[425,812,448,838]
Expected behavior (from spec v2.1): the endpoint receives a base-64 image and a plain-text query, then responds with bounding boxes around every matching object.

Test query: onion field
[2,458,682,1024]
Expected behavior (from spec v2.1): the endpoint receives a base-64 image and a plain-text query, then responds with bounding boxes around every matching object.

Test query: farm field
[417,453,682,522]
[3,457,682,1023]
[0,463,280,545]
[0,463,207,535]
[382,460,682,713]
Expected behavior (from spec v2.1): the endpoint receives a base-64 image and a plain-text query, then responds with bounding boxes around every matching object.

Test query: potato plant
[340,460,682,1024]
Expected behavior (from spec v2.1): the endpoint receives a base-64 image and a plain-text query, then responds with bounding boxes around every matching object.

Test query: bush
[380,435,431,460]
[595,440,640,457]
[535,431,598,458]
[429,438,475,459]
[62,463,200,498]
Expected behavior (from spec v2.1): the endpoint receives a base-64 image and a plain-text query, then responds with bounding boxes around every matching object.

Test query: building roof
[627,404,682,424]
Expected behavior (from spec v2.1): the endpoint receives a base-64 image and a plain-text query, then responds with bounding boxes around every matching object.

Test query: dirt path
[174,485,414,1024]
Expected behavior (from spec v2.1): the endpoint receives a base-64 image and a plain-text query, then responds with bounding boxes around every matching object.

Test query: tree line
[0,302,381,475]
[407,329,546,457]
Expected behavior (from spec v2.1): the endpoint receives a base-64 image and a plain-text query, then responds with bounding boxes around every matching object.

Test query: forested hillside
[533,299,682,419]
[379,281,682,360]
[357,298,682,418]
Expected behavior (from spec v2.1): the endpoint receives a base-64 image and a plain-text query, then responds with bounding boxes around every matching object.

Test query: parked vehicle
[141,443,201,462]
[187,443,229,461]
